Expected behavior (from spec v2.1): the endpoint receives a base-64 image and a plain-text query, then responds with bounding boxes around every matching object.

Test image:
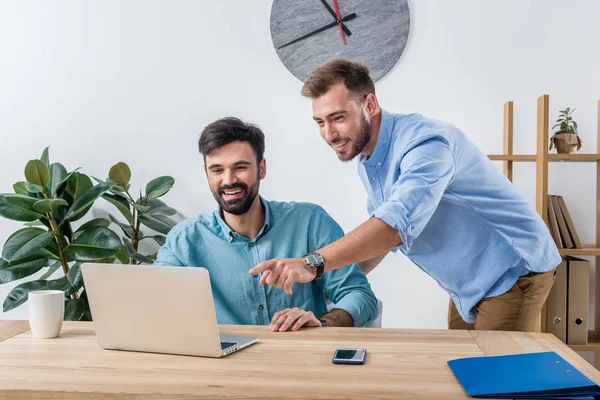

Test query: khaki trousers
[448,269,556,331]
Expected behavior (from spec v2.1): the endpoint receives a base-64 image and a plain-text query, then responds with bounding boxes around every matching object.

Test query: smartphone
[332,348,367,365]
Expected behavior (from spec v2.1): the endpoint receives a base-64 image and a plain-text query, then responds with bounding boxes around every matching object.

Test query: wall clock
[270,0,410,83]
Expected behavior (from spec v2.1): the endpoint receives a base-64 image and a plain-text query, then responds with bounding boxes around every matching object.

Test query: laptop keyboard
[221,341,237,350]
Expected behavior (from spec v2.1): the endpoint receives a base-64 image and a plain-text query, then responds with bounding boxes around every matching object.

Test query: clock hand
[319,0,351,37]
[332,0,346,45]
[277,13,357,50]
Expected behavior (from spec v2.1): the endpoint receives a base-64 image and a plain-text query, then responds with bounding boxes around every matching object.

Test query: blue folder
[448,351,600,399]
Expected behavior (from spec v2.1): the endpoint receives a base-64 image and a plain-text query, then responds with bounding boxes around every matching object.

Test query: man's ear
[364,93,379,116]
[259,158,267,180]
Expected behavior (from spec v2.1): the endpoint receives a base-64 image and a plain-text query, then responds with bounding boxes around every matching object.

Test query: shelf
[568,332,600,352]
[488,154,600,162]
[558,245,600,257]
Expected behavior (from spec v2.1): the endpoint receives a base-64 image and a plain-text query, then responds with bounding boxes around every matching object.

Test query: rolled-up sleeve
[309,206,378,327]
[373,137,455,253]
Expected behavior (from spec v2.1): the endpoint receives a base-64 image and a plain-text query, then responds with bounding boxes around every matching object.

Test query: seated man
[155,117,377,331]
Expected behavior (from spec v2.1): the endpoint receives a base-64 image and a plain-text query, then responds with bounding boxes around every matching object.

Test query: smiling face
[204,141,266,216]
[311,82,374,162]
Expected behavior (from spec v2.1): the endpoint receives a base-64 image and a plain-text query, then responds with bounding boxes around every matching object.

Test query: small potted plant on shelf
[549,108,582,154]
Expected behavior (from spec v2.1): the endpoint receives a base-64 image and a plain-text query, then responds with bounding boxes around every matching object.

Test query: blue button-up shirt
[154,198,377,327]
[359,109,561,323]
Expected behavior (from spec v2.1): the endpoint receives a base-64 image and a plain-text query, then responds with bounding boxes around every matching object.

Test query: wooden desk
[0,321,598,399]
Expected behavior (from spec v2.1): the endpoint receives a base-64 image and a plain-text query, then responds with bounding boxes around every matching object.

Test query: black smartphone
[332,348,367,365]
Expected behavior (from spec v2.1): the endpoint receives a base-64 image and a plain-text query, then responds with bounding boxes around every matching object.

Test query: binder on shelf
[551,195,574,249]
[448,351,600,398]
[567,256,589,345]
[546,257,567,343]
[547,195,563,248]
[557,196,583,249]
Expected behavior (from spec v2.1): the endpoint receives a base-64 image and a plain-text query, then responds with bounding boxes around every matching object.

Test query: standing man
[250,58,560,331]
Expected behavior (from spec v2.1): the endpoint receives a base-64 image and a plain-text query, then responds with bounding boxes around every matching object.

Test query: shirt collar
[214,196,271,242]
[359,108,393,167]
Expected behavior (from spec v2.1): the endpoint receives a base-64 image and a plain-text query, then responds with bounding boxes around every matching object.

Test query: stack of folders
[448,351,600,399]
[548,195,582,249]
[546,257,589,345]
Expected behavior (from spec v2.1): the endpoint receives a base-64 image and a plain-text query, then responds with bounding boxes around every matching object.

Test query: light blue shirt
[359,109,561,323]
[154,198,377,327]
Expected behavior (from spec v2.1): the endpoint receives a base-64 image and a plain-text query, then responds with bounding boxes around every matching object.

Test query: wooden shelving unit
[488,95,600,350]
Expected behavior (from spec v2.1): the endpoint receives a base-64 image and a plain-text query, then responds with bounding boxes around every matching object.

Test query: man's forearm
[319,217,401,272]
[319,308,354,327]
[358,251,388,275]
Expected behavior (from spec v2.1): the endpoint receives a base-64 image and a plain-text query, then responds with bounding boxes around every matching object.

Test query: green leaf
[93,176,131,195]
[25,160,51,187]
[23,220,44,227]
[64,181,115,221]
[139,214,176,235]
[109,162,131,186]
[64,226,121,261]
[65,299,86,321]
[2,228,54,262]
[33,198,68,213]
[110,184,130,194]
[54,169,80,198]
[40,146,50,168]
[3,280,49,312]
[109,214,135,238]
[140,235,166,246]
[39,260,62,280]
[145,176,174,200]
[123,240,154,264]
[64,298,86,321]
[60,219,73,244]
[48,162,68,196]
[66,262,83,290]
[13,182,28,195]
[102,193,133,223]
[135,199,176,216]
[25,182,43,193]
[0,195,45,221]
[74,218,111,234]
[94,257,116,264]
[0,257,48,284]
[66,172,94,202]
[114,245,130,264]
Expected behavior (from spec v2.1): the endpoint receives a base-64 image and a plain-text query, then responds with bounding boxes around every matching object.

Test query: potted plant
[0,148,178,320]
[549,108,582,154]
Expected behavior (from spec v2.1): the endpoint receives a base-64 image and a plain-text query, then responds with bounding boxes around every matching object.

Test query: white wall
[1,0,599,328]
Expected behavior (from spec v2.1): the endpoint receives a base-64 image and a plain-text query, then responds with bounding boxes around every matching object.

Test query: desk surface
[0,321,598,399]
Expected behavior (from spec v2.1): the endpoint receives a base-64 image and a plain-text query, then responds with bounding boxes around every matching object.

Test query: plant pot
[549,133,582,154]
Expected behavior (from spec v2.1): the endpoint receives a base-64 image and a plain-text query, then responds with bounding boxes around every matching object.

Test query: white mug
[28,290,64,339]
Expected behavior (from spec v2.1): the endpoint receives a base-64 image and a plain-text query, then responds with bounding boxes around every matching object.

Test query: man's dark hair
[198,117,265,162]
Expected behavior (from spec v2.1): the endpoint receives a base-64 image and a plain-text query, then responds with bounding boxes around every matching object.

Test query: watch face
[270,0,410,82]
[307,252,324,266]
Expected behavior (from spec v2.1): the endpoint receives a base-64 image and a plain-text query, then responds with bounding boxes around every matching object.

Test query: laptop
[81,263,258,357]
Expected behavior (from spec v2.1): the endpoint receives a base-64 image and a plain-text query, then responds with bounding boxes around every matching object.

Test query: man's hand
[249,257,316,294]
[269,308,322,332]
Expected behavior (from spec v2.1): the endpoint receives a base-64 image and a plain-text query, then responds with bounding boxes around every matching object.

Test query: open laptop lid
[82,263,224,357]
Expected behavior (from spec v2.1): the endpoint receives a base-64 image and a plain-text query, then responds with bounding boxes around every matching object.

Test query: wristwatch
[304,251,325,280]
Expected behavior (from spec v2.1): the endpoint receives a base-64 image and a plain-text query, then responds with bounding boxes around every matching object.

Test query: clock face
[270,0,410,83]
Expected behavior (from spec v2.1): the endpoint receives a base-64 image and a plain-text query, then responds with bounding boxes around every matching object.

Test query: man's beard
[340,113,371,162]
[212,180,260,216]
